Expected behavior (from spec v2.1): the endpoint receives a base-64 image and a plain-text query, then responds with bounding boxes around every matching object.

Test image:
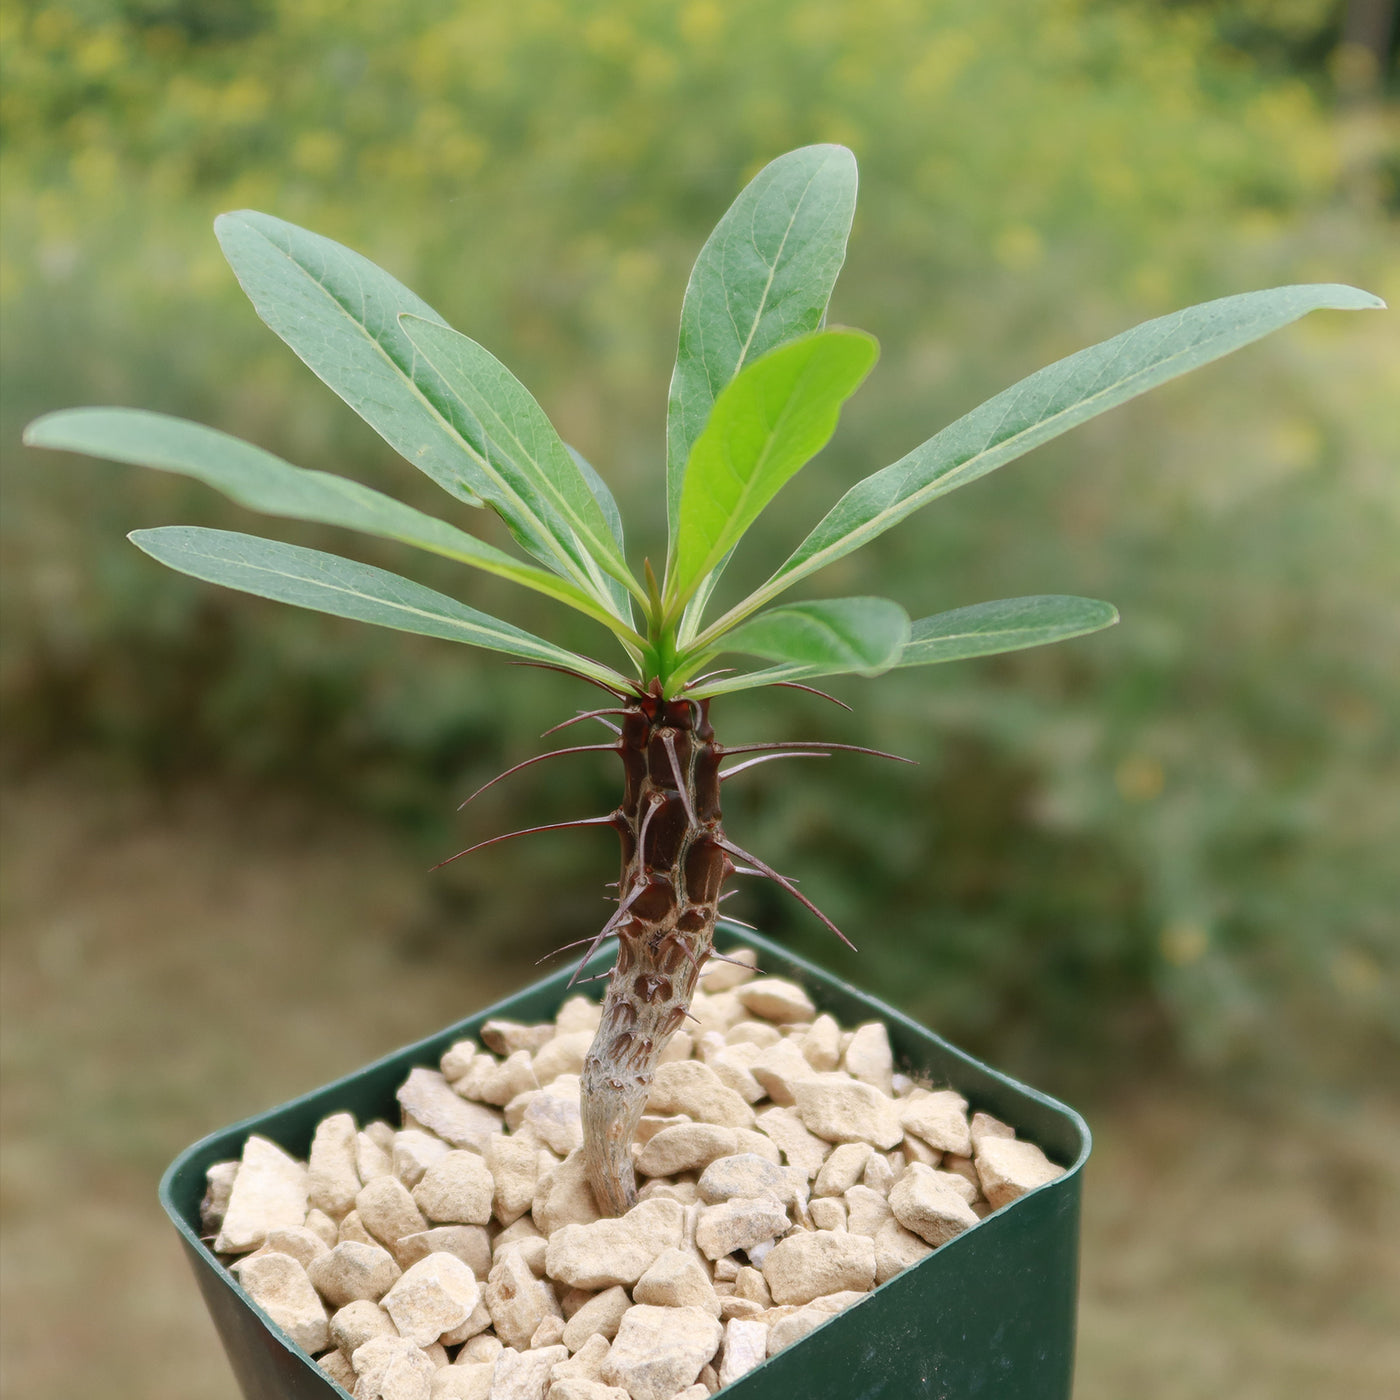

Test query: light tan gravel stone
[399,1069,504,1151]
[872,1218,934,1284]
[237,1252,330,1353]
[489,1344,567,1400]
[765,1291,865,1356]
[732,1127,781,1164]
[331,1299,398,1356]
[441,1297,492,1346]
[358,1131,396,1185]
[554,996,603,1036]
[560,1284,630,1352]
[754,1107,829,1179]
[969,1111,1016,1150]
[474,1050,541,1107]
[551,1331,610,1382]
[602,1305,723,1400]
[216,1135,310,1254]
[646,1061,755,1128]
[485,1134,546,1226]
[636,1179,698,1206]
[483,1247,562,1350]
[750,1039,818,1106]
[396,1226,492,1278]
[308,1240,403,1308]
[636,1123,738,1177]
[735,978,816,1023]
[719,1296,764,1321]
[412,1152,495,1225]
[201,1160,239,1236]
[392,1130,453,1190]
[306,1209,340,1248]
[813,1143,873,1198]
[695,1153,791,1205]
[974,1135,1063,1208]
[693,1195,791,1261]
[808,1197,846,1232]
[439,1039,478,1083]
[861,1153,895,1196]
[888,1163,979,1246]
[687,989,745,1037]
[515,1078,585,1156]
[657,1031,694,1064]
[545,1198,685,1290]
[717,1315,769,1388]
[842,1023,894,1095]
[532,1032,594,1085]
[633,1246,721,1316]
[366,1121,398,1153]
[452,1054,500,1104]
[533,1150,603,1236]
[480,1020,555,1056]
[351,1334,437,1399]
[799,1014,842,1072]
[381,1253,481,1347]
[842,1184,893,1238]
[701,1045,767,1104]
[899,1089,972,1156]
[726,1019,782,1048]
[546,1381,630,1400]
[530,1315,567,1349]
[634,1114,689,1144]
[733,1266,771,1307]
[793,1076,903,1150]
[459,1334,504,1364]
[493,1216,545,1260]
[761,1231,874,1306]
[339,1211,377,1248]
[319,1348,358,1388]
[901,1133,941,1168]
[429,1366,492,1400]
[307,1114,361,1219]
[358,1176,430,1255]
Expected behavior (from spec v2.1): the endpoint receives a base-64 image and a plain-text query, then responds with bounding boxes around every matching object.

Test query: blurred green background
[1,1,1397,1396]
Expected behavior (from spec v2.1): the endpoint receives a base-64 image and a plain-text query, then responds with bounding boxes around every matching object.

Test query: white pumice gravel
[207,967,1064,1398]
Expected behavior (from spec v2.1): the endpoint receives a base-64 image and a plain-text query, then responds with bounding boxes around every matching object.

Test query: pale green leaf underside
[129,527,634,690]
[22,408,632,635]
[399,314,637,605]
[695,593,1116,696]
[567,444,634,624]
[214,211,487,508]
[670,329,878,610]
[706,283,1384,640]
[706,596,910,680]
[666,144,858,555]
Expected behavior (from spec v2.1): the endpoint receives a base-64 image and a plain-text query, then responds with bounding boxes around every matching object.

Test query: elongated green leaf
[23,408,638,638]
[214,211,486,508]
[700,284,1384,643]
[129,526,635,690]
[710,596,910,677]
[668,330,878,610]
[399,314,639,604]
[896,595,1118,667]
[666,145,858,554]
[567,444,634,625]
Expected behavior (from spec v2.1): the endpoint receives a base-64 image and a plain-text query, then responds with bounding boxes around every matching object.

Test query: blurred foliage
[1,0,1396,1091]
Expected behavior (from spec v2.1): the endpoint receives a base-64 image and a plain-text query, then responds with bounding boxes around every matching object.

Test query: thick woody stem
[580,685,726,1216]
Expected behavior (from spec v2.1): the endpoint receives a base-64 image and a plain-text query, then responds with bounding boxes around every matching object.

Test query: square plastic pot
[160,924,1091,1399]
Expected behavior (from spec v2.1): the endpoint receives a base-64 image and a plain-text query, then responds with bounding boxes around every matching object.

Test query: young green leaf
[129,526,635,691]
[214,211,486,508]
[697,284,1384,645]
[895,595,1119,667]
[23,408,641,643]
[568,444,635,627]
[399,314,641,606]
[666,144,858,555]
[667,329,878,613]
[702,596,910,678]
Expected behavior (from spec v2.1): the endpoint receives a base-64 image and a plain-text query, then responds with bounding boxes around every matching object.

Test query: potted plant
[25,146,1380,1399]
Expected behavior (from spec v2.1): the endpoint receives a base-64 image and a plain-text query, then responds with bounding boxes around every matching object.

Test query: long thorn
[773,681,853,711]
[661,730,698,826]
[540,708,631,738]
[716,837,857,950]
[536,929,618,964]
[707,948,762,969]
[459,743,618,809]
[565,883,648,982]
[683,669,736,690]
[719,740,914,765]
[509,660,636,700]
[431,815,618,870]
[720,751,831,780]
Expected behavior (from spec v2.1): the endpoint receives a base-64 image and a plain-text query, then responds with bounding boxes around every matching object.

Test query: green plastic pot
[160,925,1090,1398]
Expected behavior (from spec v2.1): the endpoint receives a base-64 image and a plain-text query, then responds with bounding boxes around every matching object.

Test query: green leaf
[895,595,1119,667]
[398,314,640,604]
[707,596,910,677]
[668,329,878,611]
[567,444,634,626]
[23,407,639,639]
[701,284,1384,641]
[214,211,486,508]
[666,145,858,555]
[128,526,635,691]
